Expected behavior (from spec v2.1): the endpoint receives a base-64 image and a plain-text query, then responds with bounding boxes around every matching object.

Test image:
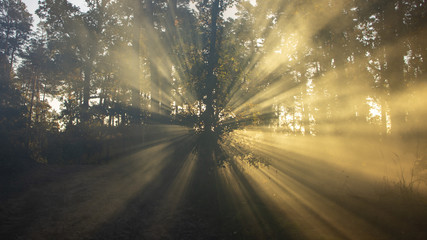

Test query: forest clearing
[1,0,427,239]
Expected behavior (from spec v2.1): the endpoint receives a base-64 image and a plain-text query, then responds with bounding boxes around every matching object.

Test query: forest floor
[1,133,427,240]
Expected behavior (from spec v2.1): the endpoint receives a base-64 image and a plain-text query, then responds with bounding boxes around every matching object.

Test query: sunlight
[4,0,427,239]
[220,128,422,239]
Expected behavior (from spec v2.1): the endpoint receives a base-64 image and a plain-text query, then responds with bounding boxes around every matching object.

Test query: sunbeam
[2,0,427,239]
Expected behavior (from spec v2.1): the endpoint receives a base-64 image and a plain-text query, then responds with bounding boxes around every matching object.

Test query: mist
[1,0,427,239]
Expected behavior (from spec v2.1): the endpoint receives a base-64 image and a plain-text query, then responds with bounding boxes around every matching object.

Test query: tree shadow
[88,131,304,239]
[188,131,303,239]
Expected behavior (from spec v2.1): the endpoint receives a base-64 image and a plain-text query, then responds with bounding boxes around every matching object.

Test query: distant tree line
[1,0,426,167]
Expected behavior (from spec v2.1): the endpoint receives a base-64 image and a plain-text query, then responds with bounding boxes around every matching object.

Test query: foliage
[0,0,426,175]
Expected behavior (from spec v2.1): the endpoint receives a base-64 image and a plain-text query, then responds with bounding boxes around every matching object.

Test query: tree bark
[204,0,220,133]
[82,66,91,123]
[381,2,405,136]
[131,0,142,124]
[146,0,161,116]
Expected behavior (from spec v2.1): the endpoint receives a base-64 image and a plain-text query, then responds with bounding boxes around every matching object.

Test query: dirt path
[1,134,282,240]
[1,133,427,239]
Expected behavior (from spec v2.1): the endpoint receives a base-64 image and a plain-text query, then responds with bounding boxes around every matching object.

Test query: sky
[23,0,88,25]
[23,0,88,14]
[22,0,256,24]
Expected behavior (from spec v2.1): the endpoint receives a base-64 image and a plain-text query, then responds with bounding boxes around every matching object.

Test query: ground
[1,133,427,240]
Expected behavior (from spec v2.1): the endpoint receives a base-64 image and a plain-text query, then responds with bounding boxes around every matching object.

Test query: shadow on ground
[1,131,427,240]
[0,132,302,240]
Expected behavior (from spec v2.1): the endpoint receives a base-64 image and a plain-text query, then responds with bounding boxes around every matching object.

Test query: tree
[0,0,32,82]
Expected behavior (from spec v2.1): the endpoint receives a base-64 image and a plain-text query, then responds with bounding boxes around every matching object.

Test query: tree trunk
[35,71,40,123]
[82,66,91,123]
[146,0,161,116]
[4,22,11,82]
[381,2,406,136]
[204,0,220,133]
[131,0,142,124]
[25,68,36,153]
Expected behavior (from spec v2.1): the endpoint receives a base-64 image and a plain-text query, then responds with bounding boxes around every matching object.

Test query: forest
[1,0,427,239]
